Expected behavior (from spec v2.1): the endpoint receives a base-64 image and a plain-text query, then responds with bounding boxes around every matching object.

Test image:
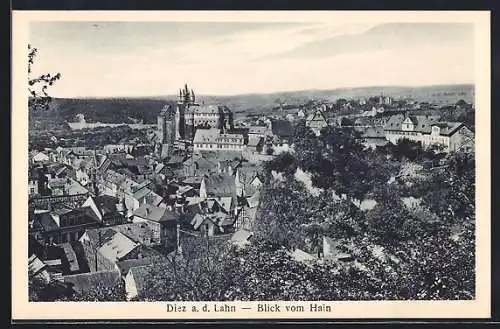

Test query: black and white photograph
[12,11,490,320]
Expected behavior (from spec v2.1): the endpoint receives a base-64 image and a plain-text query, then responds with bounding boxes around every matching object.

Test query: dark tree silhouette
[28,45,61,112]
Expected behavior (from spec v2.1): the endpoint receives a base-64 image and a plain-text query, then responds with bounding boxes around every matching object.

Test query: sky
[29,21,474,98]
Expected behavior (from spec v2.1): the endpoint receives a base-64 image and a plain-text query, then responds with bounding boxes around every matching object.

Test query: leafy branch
[28,44,61,111]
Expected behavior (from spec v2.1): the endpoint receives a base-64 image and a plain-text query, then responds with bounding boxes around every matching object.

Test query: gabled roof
[246,191,261,208]
[98,231,139,262]
[237,165,260,185]
[65,179,90,195]
[431,122,465,136]
[306,110,327,123]
[83,227,119,250]
[133,204,180,222]
[37,213,60,231]
[384,114,442,134]
[214,197,233,213]
[116,257,155,277]
[112,223,155,245]
[28,254,47,277]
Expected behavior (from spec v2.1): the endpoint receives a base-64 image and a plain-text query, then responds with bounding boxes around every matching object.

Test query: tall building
[157,105,176,158]
[174,84,233,141]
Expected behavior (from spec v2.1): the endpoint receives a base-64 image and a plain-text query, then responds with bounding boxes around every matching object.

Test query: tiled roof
[193,129,220,144]
[188,104,219,114]
[59,243,80,273]
[28,254,47,277]
[112,223,155,245]
[37,213,60,231]
[65,179,90,195]
[384,114,442,134]
[83,227,119,250]
[98,232,139,262]
[133,204,180,222]
[116,257,154,277]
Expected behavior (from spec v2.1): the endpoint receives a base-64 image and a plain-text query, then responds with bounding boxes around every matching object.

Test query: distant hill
[30,84,474,126]
[30,98,175,126]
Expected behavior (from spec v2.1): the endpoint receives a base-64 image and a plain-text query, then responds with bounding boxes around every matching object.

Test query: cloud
[259,23,474,60]
[28,21,474,97]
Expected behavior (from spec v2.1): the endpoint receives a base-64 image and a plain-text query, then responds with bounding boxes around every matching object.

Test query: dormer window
[432,126,440,135]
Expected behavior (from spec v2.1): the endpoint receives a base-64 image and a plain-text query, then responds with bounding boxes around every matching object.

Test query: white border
[12,10,491,320]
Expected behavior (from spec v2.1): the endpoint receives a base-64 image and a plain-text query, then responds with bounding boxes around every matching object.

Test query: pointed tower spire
[191,89,195,103]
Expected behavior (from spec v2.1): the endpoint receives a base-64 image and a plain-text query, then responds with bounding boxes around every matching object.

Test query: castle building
[157,84,235,156]
[174,84,233,141]
[156,105,176,159]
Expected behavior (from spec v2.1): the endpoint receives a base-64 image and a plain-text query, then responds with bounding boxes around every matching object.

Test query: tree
[28,44,61,111]
[365,190,411,246]
[422,151,475,225]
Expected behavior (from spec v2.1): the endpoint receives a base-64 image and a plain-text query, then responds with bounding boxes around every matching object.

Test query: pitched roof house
[384,114,474,152]
[81,195,125,226]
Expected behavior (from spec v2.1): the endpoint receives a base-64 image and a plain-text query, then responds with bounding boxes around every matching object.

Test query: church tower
[157,104,176,158]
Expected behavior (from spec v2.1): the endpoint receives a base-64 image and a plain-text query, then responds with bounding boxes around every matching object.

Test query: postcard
[12,10,491,320]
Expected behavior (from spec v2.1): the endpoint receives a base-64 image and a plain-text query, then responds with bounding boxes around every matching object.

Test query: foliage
[421,151,475,225]
[292,124,383,201]
[365,192,411,245]
[28,44,61,112]
[253,177,362,251]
